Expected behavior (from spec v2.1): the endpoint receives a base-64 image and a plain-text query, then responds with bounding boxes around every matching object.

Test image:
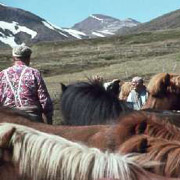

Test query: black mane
[60,80,130,125]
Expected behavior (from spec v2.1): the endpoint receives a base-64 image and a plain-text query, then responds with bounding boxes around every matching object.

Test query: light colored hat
[12,45,32,57]
[132,76,143,83]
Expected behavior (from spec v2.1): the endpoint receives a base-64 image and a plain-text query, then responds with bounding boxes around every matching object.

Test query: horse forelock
[2,123,146,180]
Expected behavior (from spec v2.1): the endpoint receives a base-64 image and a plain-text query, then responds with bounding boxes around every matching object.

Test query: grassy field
[1,29,180,124]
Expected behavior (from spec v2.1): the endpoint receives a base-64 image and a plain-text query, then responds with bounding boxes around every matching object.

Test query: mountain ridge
[72,14,140,37]
[0,3,88,48]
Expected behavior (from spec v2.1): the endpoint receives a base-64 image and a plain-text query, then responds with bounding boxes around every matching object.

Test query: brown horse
[0,106,148,151]
[143,73,180,110]
[0,123,179,180]
[119,134,180,178]
[0,123,158,180]
[1,106,180,150]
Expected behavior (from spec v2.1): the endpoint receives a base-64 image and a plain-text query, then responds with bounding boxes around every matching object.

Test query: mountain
[117,9,180,35]
[72,14,140,38]
[0,3,88,48]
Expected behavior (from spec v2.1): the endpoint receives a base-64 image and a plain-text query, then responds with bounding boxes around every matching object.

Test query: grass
[1,28,180,124]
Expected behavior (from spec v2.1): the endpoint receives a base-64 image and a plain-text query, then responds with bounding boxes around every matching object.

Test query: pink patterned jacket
[0,62,53,119]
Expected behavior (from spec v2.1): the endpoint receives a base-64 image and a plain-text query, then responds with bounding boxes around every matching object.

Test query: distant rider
[0,45,53,124]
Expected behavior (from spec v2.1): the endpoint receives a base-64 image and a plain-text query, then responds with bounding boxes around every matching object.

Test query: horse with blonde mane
[0,123,161,180]
[143,73,180,110]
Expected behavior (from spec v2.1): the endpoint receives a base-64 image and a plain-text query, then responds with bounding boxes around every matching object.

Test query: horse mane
[118,135,149,154]
[135,136,180,177]
[146,115,180,140]
[119,82,132,100]
[0,123,149,180]
[168,74,180,94]
[147,73,171,96]
[60,80,130,125]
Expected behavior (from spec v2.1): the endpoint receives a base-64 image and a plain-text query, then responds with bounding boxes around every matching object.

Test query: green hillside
[118,9,180,35]
[1,29,180,124]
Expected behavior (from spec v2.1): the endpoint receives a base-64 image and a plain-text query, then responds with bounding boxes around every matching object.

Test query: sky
[1,0,180,28]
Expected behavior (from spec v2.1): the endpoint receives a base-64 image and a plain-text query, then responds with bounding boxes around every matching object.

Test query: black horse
[60,80,131,125]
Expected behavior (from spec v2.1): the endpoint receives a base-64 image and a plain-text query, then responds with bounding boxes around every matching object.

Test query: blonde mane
[0,123,147,180]
[136,137,180,177]
[119,82,132,100]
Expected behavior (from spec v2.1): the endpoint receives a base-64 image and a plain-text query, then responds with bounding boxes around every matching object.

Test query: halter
[4,67,27,107]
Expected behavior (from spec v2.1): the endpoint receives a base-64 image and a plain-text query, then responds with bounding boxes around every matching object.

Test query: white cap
[12,45,32,57]
[132,76,143,83]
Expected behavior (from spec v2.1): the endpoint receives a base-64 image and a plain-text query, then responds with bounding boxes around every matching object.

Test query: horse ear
[164,73,171,86]
[60,83,67,93]
[139,138,148,153]
[0,125,15,147]
[135,120,147,134]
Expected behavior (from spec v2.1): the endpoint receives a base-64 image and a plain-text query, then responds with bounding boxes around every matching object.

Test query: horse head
[147,73,171,97]
[60,80,129,125]
[143,73,180,110]
[104,79,121,97]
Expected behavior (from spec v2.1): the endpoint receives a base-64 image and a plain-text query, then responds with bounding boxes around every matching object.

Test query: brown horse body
[0,107,148,151]
[0,107,180,150]
[0,123,179,180]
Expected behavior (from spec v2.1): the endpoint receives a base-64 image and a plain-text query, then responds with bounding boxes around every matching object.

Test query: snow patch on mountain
[63,28,87,39]
[90,14,104,22]
[0,32,23,47]
[42,21,68,37]
[42,20,87,39]
[0,21,37,39]
[0,3,7,6]
[92,32,105,37]
[98,30,114,35]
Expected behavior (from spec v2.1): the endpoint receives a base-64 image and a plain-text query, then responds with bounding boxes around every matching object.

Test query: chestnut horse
[0,106,147,151]
[143,73,180,110]
[0,106,180,151]
[0,123,179,180]
[119,135,180,178]
[60,80,131,125]
[0,123,155,180]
